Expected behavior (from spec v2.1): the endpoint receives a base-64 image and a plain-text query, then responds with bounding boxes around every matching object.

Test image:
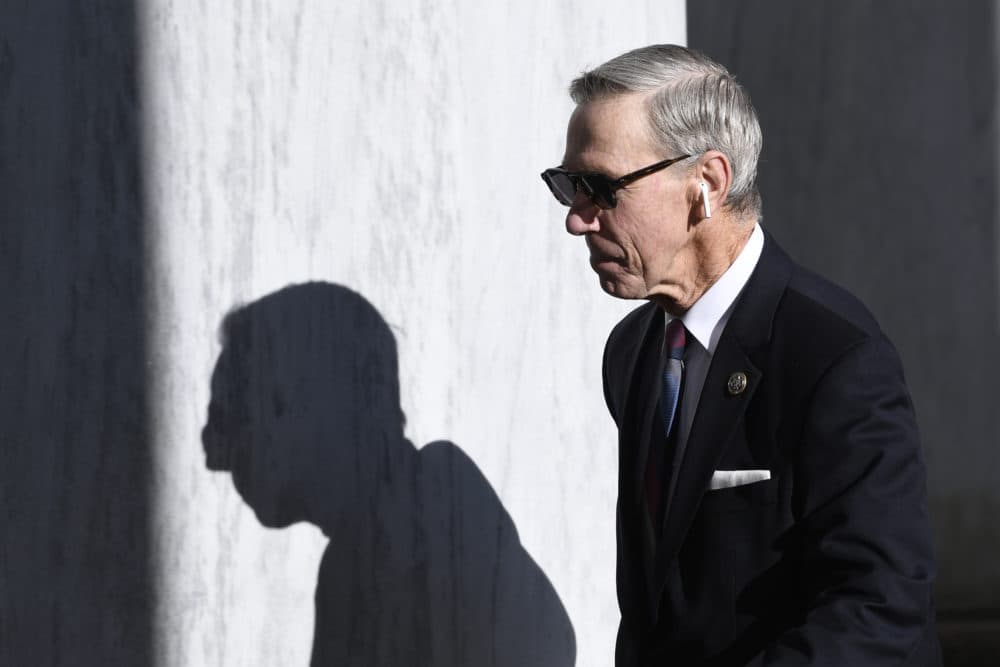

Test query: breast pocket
[699,477,778,515]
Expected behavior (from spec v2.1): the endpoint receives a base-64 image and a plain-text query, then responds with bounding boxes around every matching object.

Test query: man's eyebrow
[560,159,596,173]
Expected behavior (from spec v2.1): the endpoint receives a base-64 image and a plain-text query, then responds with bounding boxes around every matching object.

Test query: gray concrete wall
[688,1,1000,663]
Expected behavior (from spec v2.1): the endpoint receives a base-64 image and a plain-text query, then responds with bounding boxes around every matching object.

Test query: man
[542,45,940,666]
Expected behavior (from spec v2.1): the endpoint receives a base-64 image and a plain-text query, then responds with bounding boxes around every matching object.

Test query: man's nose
[565,198,601,236]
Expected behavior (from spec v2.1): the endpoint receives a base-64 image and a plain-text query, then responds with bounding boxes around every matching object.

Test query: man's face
[201,350,298,528]
[562,93,696,306]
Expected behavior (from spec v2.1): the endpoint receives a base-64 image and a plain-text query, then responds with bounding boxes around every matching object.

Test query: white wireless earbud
[699,182,712,218]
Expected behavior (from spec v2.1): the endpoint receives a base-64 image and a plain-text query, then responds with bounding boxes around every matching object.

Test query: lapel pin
[727,372,748,396]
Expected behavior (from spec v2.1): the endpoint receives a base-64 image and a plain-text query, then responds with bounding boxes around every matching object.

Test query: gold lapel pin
[727,372,748,396]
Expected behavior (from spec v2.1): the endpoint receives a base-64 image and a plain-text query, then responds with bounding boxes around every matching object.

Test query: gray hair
[570,44,762,218]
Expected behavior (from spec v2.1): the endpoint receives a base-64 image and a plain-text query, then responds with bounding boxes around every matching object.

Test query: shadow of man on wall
[201,282,576,666]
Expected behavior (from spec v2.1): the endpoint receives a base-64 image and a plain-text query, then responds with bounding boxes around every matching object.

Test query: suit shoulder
[778,264,884,348]
[766,262,907,406]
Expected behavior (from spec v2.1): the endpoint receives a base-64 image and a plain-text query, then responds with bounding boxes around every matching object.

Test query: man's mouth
[588,243,622,262]
[589,254,622,272]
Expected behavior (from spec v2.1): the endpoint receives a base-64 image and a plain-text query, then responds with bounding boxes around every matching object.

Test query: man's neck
[654,215,757,316]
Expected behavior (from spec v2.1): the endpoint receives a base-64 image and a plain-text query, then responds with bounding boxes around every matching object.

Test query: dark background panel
[0,2,151,664]
[688,1,999,663]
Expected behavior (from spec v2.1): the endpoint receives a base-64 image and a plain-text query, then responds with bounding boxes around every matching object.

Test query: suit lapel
[611,305,665,596]
[645,230,794,619]
[622,307,665,511]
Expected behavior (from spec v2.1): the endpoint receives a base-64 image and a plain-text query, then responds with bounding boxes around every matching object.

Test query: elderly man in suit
[542,45,940,666]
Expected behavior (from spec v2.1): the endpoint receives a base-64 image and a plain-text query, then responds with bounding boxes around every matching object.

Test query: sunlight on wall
[139,2,686,665]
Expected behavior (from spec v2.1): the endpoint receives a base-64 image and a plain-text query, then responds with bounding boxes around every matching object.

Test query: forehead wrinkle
[564,94,660,174]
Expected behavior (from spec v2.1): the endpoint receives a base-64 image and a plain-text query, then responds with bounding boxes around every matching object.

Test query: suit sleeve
[604,323,643,666]
[760,334,939,666]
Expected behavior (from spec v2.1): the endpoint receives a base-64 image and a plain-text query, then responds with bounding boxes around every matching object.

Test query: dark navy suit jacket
[604,232,941,666]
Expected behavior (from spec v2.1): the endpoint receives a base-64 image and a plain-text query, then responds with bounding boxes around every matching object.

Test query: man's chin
[597,275,644,300]
[232,478,305,527]
[248,498,305,528]
[253,508,300,529]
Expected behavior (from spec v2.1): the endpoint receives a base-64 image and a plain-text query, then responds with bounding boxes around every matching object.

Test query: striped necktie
[645,318,686,527]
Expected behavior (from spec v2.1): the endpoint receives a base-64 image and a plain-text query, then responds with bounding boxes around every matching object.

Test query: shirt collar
[669,222,764,355]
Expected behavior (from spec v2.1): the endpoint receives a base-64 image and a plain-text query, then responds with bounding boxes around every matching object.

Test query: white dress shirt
[664,223,764,508]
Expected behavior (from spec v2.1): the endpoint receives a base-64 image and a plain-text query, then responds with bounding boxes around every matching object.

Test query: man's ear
[697,151,732,218]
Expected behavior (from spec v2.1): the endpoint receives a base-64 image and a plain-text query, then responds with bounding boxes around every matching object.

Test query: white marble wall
[140,2,685,665]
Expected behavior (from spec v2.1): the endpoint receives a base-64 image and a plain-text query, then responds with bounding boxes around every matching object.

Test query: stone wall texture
[0,2,687,665]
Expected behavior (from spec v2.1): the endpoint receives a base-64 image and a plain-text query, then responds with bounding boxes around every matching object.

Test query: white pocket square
[709,469,771,491]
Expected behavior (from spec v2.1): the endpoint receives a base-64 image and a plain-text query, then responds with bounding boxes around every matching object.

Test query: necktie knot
[665,319,686,361]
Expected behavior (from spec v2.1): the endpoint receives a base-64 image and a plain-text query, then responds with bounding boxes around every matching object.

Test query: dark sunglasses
[540,154,690,210]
